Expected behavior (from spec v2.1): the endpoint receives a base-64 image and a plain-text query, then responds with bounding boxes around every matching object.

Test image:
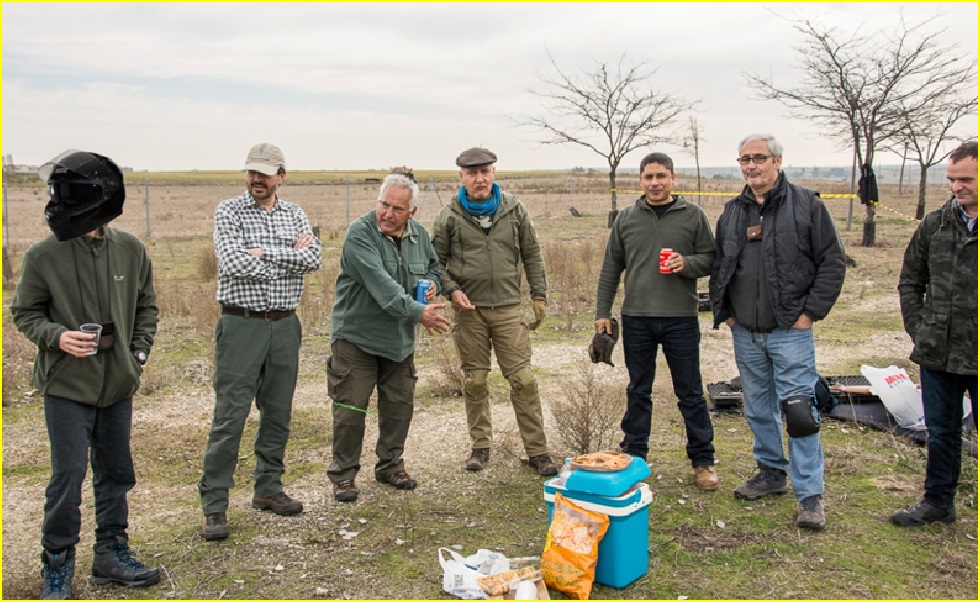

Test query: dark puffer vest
[710,174,846,330]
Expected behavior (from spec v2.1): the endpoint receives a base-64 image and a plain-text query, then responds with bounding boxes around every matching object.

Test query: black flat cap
[455,147,498,167]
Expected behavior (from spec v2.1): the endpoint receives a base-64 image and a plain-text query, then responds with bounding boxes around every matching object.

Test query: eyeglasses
[737,154,772,165]
[379,199,407,214]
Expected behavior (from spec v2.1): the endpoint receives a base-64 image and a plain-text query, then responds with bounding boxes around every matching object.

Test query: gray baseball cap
[455,147,497,167]
[244,143,285,176]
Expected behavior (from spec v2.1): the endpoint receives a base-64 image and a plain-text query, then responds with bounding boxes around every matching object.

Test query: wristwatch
[133,350,148,366]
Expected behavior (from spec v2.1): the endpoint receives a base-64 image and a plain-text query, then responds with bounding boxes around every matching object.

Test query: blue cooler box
[543,457,652,588]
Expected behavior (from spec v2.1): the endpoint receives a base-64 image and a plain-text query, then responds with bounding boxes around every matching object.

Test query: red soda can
[659,248,673,274]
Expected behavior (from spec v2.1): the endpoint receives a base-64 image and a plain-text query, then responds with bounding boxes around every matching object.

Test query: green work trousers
[199,313,301,514]
[452,304,548,456]
[326,339,418,483]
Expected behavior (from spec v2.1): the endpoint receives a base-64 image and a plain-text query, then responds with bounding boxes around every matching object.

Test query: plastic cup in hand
[79,323,102,355]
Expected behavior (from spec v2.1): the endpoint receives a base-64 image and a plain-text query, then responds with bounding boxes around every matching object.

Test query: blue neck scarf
[459,183,501,217]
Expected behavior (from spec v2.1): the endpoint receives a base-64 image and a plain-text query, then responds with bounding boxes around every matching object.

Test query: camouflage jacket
[898,197,978,375]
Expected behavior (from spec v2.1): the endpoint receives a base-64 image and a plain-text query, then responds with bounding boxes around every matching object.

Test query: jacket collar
[635,194,688,212]
[377,218,420,243]
[71,226,111,249]
[943,196,978,235]
[739,172,787,206]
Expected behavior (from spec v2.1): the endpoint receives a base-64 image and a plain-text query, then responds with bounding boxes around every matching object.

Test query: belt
[221,305,295,321]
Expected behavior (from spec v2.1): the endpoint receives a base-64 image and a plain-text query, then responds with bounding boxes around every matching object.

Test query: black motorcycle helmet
[40,150,125,241]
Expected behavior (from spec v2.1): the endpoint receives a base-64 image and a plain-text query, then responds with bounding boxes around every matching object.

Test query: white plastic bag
[861,365,925,430]
[438,548,508,600]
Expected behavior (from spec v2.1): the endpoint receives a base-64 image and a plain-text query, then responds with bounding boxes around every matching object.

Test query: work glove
[588,317,620,366]
[529,297,547,331]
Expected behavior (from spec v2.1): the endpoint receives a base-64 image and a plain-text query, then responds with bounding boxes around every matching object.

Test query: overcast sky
[2,2,977,172]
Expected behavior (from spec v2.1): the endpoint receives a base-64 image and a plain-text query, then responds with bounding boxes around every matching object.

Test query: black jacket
[710,174,846,330]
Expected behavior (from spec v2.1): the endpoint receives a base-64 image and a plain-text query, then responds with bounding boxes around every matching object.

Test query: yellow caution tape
[609,190,919,221]
[611,189,859,198]
[865,199,918,221]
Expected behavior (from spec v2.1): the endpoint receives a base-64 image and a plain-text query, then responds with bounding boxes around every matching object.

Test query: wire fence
[0,172,866,245]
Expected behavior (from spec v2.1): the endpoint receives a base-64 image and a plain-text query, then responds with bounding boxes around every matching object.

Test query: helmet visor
[49,179,104,206]
[37,149,83,183]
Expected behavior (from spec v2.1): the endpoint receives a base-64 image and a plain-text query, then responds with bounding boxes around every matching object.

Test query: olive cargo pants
[453,304,549,456]
[326,339,418,483]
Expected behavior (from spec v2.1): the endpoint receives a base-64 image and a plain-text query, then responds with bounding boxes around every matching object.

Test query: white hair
[738,133,783,158]
[378,173,419,209]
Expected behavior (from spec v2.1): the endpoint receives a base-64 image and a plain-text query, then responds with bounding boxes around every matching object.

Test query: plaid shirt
[213,192,322,311]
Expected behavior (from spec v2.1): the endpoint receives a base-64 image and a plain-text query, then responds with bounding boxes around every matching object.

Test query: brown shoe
[251,491,303,516]
[529,454,558,477]
[202,512,230,541]
[465,448,490,471]
[695,466,719,491]
[333,479,359,503]
[377,469,418,490]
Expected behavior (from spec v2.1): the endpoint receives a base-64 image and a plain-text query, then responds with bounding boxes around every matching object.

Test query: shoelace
[112,545,147,570]
[43,559,72,591]
[801,498,821,511]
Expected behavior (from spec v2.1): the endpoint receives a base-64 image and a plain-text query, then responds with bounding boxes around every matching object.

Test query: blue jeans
[621,315,715,466]
[43,395,135,553]
[731,324,824,500]
[920,366,978,508]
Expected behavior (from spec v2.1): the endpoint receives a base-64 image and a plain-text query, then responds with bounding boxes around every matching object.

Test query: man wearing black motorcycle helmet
[11,150,160,599]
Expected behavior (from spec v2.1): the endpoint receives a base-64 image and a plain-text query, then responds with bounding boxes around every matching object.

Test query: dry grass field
[1,171,976,599]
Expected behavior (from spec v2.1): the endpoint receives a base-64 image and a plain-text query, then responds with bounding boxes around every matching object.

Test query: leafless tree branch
[518,51,696,214]
[743,12,975,245]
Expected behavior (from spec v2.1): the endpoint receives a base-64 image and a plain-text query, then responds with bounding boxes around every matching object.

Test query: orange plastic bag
[540,492,610,600]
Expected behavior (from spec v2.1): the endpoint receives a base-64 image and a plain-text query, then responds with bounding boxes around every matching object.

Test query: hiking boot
[891,499,956,527]
[202,512,230,541]
[797,494,826,530]
[465,448,490,471]
[40,548,75,600]
[695,465,720,491]
[377,469,418,490]
[734,466,788,500]
[333,479,359,503]
[251,491,303,516]
[529,454,559,477]
[91,535,161,587]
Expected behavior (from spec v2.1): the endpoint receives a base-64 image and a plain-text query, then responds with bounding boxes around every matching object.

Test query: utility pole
[898,142,908,195]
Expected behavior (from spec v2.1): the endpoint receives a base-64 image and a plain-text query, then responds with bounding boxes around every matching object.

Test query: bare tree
[522,52,694,226]
[744,15,972,246]
[889,97,977,219]
[682,116,704,206]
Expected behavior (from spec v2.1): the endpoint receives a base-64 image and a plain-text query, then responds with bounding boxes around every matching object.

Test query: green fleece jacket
[330,211,442,362]
[430,190,547,306]
[596,196,715,318]
[11,228,158,407]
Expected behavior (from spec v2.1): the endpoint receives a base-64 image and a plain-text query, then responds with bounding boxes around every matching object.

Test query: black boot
[91,535,161,587]
[40,548,75,600]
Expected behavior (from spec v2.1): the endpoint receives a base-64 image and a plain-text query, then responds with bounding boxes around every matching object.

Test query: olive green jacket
[11,228,158,406]
[331,211,441,362]
[430,191,547,307]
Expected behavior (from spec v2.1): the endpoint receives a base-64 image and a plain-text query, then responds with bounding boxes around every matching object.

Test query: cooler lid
[563,456,650,496]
